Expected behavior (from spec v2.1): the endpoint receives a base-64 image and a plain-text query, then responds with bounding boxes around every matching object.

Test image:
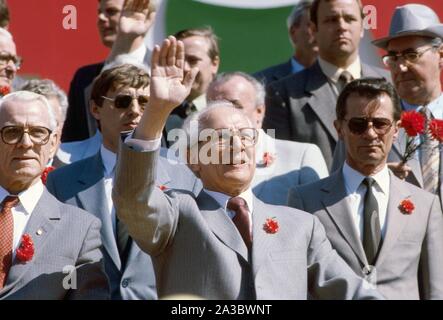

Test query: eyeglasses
[102,94,149,109]
[343,117,393,135]
[382,46,437,67]
[0,126,52,145]
[0,51,23,69]
[207,128,259,148]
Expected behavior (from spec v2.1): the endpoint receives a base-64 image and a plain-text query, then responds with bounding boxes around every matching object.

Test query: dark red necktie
[0,196,19,288]
[227,197,252,249]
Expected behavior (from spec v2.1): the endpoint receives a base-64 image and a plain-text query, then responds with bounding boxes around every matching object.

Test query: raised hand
[119,0,156,37]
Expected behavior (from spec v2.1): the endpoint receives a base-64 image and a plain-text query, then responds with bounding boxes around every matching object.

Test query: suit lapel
[76,152,121,270]
[375,174,412,267]
[321,171,368,266]
[1,190,59,297]
[197,191,249,263]
[303,62,338,142]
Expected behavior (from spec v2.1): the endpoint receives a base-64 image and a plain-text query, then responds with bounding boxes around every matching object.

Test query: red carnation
[400,111,425,137]
[262,152,276,167]
[429,119,443,143]
[399,199,415,215]
[16,234,35,263]
[263,217,279,234]
[41,166,55,185]
[158,185,167,191]
[0,85,10,97]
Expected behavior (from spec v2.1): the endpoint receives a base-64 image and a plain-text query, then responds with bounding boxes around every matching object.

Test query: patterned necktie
[338,70,354,92]
[227,197,252,249]
[362,178,381,266]
[0,196,19,288]
[421,107,440,194]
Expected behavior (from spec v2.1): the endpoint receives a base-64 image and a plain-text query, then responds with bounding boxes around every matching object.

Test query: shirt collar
[342,161,390,195]
[318,56,361,83]
[290,57,305,74]
[204,188,254,213]
[401,93,443,119]
[100,144,117,177]
[0,180,44,216]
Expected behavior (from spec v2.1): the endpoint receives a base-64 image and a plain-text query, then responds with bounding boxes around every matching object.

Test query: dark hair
[90,64,150,107]
[0,0,9,28]
[174,26,220,61]
[336,77,401,121]
[310,0,364,27]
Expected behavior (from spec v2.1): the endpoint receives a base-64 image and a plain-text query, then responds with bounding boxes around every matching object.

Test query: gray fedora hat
[372,4,443,49]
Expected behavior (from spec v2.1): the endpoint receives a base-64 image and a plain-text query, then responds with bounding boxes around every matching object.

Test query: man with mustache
[264,0,389,170]
[288,78,443,299]
[46,64,201,299]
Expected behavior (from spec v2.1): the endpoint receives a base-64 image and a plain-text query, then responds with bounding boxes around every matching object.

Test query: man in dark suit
[62,0,155,142]
[112,35,383,300]
[253,0,318,86]
[264,0,389,170]
[288,78,443,299]
[0,91,109,299]
[47,64,201,300]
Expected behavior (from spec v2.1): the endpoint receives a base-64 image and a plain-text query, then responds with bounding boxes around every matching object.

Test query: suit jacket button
[122,279,129,288]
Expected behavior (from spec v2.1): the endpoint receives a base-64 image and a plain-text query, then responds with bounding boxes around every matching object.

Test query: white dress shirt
[0,181,44,257]
[342,162,390,241]
[100,145,117,234]
[318,56,362,96]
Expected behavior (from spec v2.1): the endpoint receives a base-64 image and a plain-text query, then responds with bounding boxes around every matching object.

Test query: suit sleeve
[263,81,292,141]
[299,144,329,183]
[68,217,110,300]
[418,195,443,299]
[307,216,384,300]
[112,142,179,257]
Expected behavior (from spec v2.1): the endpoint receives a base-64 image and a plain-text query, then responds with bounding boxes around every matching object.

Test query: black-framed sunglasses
[102,94,149,109]
[0,126,52,145]
[343,117,393,135]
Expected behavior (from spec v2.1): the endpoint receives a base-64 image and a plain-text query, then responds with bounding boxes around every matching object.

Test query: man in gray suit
[288,78,443,299]
[46,64,200,300]
[206,71,328,205]
[112,35,383,300]
[264,0,389,170]
[253,0,318,86]
[0,91,109,299]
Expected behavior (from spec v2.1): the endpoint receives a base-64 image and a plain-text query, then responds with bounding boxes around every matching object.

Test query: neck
[294,49,317,68]
[102,139,117,154]
[346,160,386,177]
[320,51,358,69]
[404,89,442,106]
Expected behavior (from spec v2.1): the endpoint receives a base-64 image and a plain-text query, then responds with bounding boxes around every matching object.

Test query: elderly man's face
[0,34,18,87]
[334,92,398,174]
[207,76,264,128]
[97,0,125,48]
[387,36,443,105]
[0,100,56,193]
[290,10,318,56]
[313,0,363,64]
[190,107,256,197]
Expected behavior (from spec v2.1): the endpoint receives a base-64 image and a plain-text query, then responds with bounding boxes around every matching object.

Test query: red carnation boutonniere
[16,234,35,263]
[399,199,415,215]
[263,217,279,234]
[158,184,168,191]
[429,119,443,143]
[262,152,276,167]
[0,85,11,97]
[41,166,55,185]
[399,111,426,163]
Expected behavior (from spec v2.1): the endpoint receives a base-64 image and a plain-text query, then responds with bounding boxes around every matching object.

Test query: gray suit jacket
[288,170,443,299]
[264,61,390,170]
[253,59,293,86]
[112,143,383,300]
[0,189,109,300]
[46,148,201,300]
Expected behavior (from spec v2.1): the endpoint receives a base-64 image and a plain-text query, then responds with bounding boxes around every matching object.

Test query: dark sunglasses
[102,94,149,109]
[344,117,393,135]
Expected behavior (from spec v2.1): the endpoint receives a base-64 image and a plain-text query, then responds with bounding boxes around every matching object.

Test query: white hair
[0,91,58,130]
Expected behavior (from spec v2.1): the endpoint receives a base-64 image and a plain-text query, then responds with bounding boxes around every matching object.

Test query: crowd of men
[0,0,443,300]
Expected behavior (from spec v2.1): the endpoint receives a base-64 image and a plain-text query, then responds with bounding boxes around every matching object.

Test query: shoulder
[72,62,105,80]
[362,63,391,80]
[48,154,95,181]
[253,61,291,81]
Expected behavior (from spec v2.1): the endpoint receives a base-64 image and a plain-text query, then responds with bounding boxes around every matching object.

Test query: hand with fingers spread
[119,0,156,37]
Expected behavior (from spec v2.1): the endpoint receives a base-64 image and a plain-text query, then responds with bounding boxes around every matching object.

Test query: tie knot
[339,70,353,84]
[362,177,376,188]
[1,195,19,211]
[227,197,248,212]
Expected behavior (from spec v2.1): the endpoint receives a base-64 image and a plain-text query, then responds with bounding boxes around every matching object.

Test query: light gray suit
[288,170,443,299]
[46,148,201,300]
[112,143,384,300]
[0,189,109,300]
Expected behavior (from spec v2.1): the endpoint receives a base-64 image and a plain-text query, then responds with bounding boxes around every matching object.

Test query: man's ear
[255,104,265,128]
[211,55,220,75]
[392,119,401,140]
[334,119,344,140]
[90,100,101,121]
[48,131,58,159]
[438,45,443,70]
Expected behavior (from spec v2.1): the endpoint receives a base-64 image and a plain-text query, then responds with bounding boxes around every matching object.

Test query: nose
[128,98,143,116]
[362,122,379,139]
[16,131,33,148]
[4,60,18,73]
[337,17,348,31]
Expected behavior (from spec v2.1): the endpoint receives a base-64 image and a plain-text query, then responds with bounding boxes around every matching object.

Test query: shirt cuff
[125,133,161,152]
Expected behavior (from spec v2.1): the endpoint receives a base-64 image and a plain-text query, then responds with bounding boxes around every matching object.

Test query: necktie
[227,197,252,249]
[362,178,381,266]
[0,196,19,288]
[338,70,353,92]
[421,107,440,194]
